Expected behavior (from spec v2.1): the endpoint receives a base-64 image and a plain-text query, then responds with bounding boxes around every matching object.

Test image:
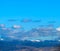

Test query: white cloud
[56,27,60,31]
[0,38,4,41]
[13,25,22,29]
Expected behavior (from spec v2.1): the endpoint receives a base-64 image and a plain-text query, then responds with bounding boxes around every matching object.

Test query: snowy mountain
[0,24,60,41]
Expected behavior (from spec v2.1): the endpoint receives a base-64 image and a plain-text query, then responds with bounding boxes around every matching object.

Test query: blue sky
[0,0,60,30]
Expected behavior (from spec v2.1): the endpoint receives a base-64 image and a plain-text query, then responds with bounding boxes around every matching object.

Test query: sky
[0,0,60,30]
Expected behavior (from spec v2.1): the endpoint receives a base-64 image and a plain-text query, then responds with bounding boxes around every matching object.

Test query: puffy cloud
[0,38,4,41]
[56,27,60,31]
[12,25,22,29]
